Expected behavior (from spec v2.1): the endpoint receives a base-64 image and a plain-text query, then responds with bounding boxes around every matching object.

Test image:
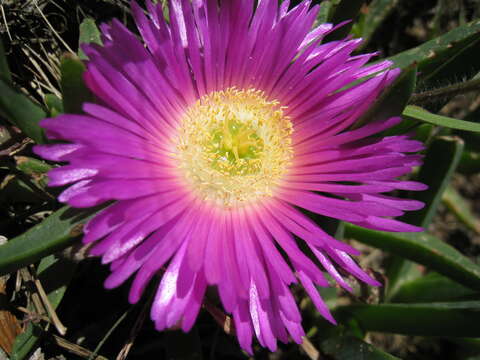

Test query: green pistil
[209,120,264,175]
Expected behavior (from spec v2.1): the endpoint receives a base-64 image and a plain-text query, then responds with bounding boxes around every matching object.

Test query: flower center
[174,87,293,208]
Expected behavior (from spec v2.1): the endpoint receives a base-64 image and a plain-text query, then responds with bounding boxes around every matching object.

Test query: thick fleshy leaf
[0,175,46,206]
[60,55,93,114]
[315,1,335,25]
[37,254,76,308]
[387,136,463,301]
[15,156,51,189]
[357,0,401,49]
[320,335,401,360]
[414,123,434,142]
[420,36,480,86]
[16,156,51,176]
[337,302,480,337]
[44,94,64,116]
[78,18,102,60]
[458,150,480,175]
[401,136,464,227]
[403,106,480,132]
[344,223,480,291]
[387,19,480,75]
[355,64,416,129]
[0,206,100,276]
[409,78,480,111]
[0,79,46,144]
[323,0,364,42]
[10,324,37,360]
[384,258,422,303]
[454,106,480,147]
[443,185,480,234]
[448,338,480,358]
[10,255,77,360]
[380,116,419,137]
[391,272,479,303]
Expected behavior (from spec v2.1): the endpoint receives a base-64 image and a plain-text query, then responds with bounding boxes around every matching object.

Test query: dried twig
[89,309,131,360]
[115,299,150,360]
[52,335,108,360]
[31,269,67,336]
[34,1,75,54]
[410,78,480,105]
[19,268,46,318]
[16,306,50,323]
[202,298,324,360]
[204,299,234,335]
[24,43,61,87]
[18,265,67,336]
[22,48,61,97]
[300,336,323,360]
[0,5,12,41]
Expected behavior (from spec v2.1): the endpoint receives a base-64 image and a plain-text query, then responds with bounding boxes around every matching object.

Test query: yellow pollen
[174,87,293,208]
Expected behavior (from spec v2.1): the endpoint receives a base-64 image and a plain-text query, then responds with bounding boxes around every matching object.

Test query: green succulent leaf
[60,55,93,114]
[401,136,464,227]
[391,272,479,303]
[386,136,463,301]
[0,206,100,277]
[443,185,480,234]
[320,336,401,360]
[10,324,38,360]
[403,106,480,132]
[458,150,480,175]
[344,223,480,291]
[38,254,76,308]
[16,156,52,175]
[0,177,45,206]
[337,302,480,337]
[10,255,76,360]
[0,79,47,144]
[384,258,422,303]
[44,94,64,116]
[358,0,400,48]
[15,156,52,189]
[387,19,480,76]
[78,18,102,60]
[422,38,480,88]
[315,0,335,25]
[323,0,364,42]
[355,64,416,129]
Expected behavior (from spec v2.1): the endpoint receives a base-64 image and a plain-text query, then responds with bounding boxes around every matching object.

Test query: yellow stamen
[174,87,293,208]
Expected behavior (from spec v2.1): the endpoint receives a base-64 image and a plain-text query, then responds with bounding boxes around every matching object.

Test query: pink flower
[35,0,426,353]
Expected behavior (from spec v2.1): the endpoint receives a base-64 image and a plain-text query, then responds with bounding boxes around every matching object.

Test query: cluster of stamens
[174,87,293,208]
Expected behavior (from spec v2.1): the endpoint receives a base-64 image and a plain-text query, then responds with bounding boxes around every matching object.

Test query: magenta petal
[150,243,186,327]
[233,301,254,355]
[246,209,297,285]
[298,271,336,325]
[249,282,277,352]
[203,210,224,285]
[181,272,207,332]
[268,268,302,323]
[33,144,84,162]
[35,0,427,353]
[280,311,305,344]
[309,245,353,292]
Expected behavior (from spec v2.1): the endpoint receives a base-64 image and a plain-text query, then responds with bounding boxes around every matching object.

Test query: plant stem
[410,78,480,104]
